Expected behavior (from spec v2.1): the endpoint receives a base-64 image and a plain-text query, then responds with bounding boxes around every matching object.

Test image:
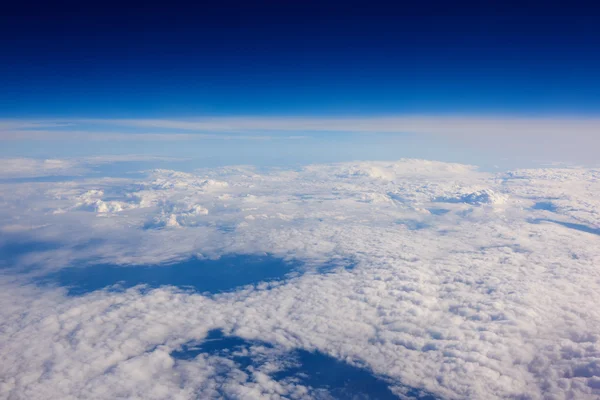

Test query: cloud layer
[1,159,600,399]
[2,116,600,164]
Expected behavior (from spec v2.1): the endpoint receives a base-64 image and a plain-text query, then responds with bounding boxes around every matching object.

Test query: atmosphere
[2,3,600,400]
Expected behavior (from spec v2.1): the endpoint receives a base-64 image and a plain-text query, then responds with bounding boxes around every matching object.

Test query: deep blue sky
[2,2,599,117]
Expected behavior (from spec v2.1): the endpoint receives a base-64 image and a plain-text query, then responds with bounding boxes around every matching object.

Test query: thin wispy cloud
[3,115,600,137]
[2,116,599,164]
[88,116,600,137]
[0,129,278,141]
[0,155,187,178]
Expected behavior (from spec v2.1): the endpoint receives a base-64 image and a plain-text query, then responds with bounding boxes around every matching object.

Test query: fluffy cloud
[1,159,599,399]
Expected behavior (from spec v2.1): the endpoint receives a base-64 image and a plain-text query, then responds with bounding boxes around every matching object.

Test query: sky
[1,3,599,166]
[3,4,600,399]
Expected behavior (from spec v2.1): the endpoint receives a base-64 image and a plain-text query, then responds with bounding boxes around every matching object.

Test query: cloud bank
[1,159,600,399]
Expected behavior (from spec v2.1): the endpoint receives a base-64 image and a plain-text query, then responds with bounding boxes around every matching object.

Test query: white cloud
[0,158,84,178]
[0,155,185,178]
[1,159,600,399]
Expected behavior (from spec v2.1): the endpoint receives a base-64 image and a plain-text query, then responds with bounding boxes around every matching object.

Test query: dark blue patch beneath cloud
[0,240,59,268]
[532,202,558,212]
[529,219,600,236]
[396,220,429,230]
[172,329,438,399]
[40,255,301,296]
[427,208,450,216]
[171,329,257,369]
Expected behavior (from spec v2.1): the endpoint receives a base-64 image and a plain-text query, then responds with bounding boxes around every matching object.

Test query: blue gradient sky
[2,3,599,117]
[1,3,599,167]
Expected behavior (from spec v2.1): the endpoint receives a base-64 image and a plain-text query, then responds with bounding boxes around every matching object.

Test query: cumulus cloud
[1,159,600,399]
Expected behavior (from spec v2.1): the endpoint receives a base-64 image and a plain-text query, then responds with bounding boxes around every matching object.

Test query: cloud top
[1,158,600,398]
